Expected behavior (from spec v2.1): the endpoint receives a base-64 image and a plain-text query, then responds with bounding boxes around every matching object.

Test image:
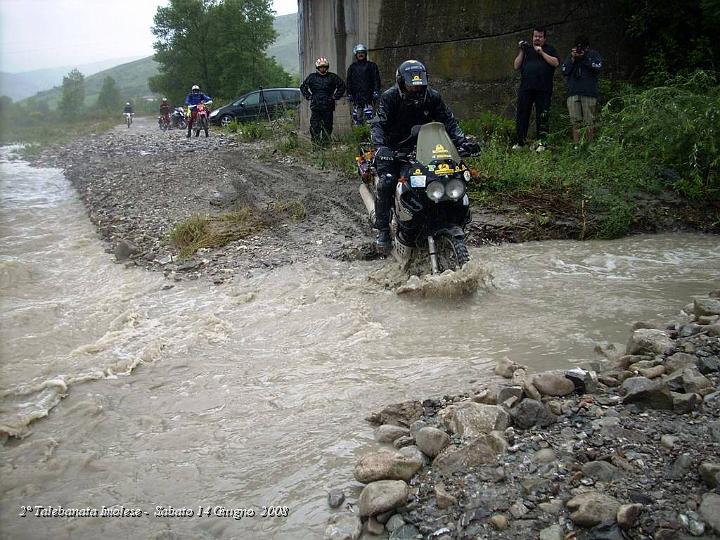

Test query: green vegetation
[150,0,291,104]
[463,71,719,238]
[267,13,299,75]
[96,76,123,112]
[59,69,85,118]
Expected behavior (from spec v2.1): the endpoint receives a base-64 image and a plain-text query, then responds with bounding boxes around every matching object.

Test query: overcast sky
[0,0,297,73]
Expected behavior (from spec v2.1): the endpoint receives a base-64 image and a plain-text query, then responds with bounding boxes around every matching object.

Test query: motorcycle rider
[184,84,212,138]
[300,57,346,143]
[159,97,171,127]
[371,59,473,249]
[346,44,381,125]
[123,102,133,114]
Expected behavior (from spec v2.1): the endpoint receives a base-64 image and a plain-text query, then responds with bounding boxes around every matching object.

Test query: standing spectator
[300,57,346,144]
[513,26,561,151]
[346,43,381,125]
[561,35,603,146]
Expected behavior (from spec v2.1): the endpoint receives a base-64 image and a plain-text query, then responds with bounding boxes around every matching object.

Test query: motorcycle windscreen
[415,122,461,166]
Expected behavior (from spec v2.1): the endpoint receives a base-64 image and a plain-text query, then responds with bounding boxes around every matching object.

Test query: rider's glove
[459,140,481,157]
[347,94,353,102]
[372,91,380,100]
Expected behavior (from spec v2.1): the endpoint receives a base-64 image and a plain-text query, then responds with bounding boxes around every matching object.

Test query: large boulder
[532,373,576,396]
[433,437,498,475]
[625,328,675,356]
[441,402,510,437]
[354,450,422,483]
[414,427,450,458]
[566,491,621,527]
[510,399,558,429]
[366,401,423,427]
[694,297,720,317]
[323,513,363,540]
[621,377,673,410]
[358,480,409,517]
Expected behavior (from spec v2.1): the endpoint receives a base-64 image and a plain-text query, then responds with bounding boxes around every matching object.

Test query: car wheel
[220,115,234,128]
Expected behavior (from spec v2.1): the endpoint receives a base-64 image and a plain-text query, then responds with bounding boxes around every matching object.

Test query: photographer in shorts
[560,35,603,146]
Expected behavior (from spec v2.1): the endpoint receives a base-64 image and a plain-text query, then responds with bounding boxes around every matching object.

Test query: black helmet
[395,60,428,105]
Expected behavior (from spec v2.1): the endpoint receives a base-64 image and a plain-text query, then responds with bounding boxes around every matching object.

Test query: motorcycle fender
[394,183,413,222]
[431,224,465,239]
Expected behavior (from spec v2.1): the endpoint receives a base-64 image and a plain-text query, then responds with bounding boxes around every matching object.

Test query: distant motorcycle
[171,107,187,129]
[187,100,212,137]
[158,113,171,131]
[123,112,134,128]
[357,122,480,273]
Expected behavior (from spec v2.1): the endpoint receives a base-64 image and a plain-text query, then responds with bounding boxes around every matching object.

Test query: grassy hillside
[267,13,299,74]
[27,57,159,109]
[19,13,297,110]
[0,57,145,101]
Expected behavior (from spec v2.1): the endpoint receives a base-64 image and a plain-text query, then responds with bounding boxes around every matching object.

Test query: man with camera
[561,35,603,146]
[513,26,561,151]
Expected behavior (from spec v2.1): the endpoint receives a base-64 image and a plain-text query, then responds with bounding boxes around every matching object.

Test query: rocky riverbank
[325,293,720,540]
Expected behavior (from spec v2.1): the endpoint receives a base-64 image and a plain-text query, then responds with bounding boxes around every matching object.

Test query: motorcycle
[171,107,187,130]
[123,112,133,128]
[357,122,479,274]
[158,113,170,131]
[187,100,212,137]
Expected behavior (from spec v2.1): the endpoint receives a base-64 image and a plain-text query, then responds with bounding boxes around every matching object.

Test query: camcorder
[574,44,586,55]
[518,40,531,50]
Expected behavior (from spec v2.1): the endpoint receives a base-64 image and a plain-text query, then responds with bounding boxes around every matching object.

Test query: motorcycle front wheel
[435,233,470,272]
[200,116,209,137]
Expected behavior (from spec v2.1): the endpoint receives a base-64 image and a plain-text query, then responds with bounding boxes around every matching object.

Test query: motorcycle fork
[427,235,440,274]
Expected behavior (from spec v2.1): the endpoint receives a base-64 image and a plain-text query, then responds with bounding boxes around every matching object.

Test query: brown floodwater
[1,149,719,539]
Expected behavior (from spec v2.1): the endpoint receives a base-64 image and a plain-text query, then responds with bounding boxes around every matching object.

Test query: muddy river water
[1,149,719,539]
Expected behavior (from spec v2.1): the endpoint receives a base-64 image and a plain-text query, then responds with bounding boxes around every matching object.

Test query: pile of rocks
[324,292,720,539]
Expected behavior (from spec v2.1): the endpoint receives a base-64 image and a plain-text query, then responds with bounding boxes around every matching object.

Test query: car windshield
[415,122,461,165]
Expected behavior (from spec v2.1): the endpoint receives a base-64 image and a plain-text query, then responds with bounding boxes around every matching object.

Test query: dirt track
[32,116,375,283]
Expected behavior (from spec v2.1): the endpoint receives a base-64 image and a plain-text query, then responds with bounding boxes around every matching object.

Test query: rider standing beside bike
[371,60,471,249]
[184,84,212,138]
[346,44,381,125]
[300,57,346,143]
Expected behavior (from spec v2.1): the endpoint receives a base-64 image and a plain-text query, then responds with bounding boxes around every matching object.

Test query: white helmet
[191,84,200,93]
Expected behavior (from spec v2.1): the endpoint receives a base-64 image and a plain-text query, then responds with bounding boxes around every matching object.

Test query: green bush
[599,70,719,198]
[460,112,515,142]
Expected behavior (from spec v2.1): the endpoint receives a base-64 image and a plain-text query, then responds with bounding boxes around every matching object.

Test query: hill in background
[0,56,146,101]
[11,13,298,108]
[268,13,299,74]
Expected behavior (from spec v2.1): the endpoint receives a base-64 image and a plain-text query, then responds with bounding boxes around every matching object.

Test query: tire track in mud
[31,117,378,282]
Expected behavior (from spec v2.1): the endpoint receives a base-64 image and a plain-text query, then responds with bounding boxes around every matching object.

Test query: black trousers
[516,88,552,145]
[309,109,334,142]
[373,151,401,230]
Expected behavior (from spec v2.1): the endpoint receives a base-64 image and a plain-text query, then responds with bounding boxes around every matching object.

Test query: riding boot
[186,127,191,138]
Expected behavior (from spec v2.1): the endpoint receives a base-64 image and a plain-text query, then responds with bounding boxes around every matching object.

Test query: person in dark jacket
[300,57,346,143]
[346,43,381,125]
[371,59,471,249]
[561,35,603,145]
[512,26,561,151]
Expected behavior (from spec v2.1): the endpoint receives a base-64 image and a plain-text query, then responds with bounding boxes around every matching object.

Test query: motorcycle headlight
[426,181,445,202]
[446,179,465,200]
[209,109,218,117]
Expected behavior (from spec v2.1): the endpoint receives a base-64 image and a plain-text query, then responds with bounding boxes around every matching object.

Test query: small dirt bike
[187,100,212,137]
[357,122,479,274]
[123,112,133,128]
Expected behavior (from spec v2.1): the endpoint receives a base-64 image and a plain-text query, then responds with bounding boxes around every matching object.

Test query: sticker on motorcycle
[410,175,427,187]
[464,171,471,181]
[432,144,450,158]
[413,168,423,175]
[435,163,453,175]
